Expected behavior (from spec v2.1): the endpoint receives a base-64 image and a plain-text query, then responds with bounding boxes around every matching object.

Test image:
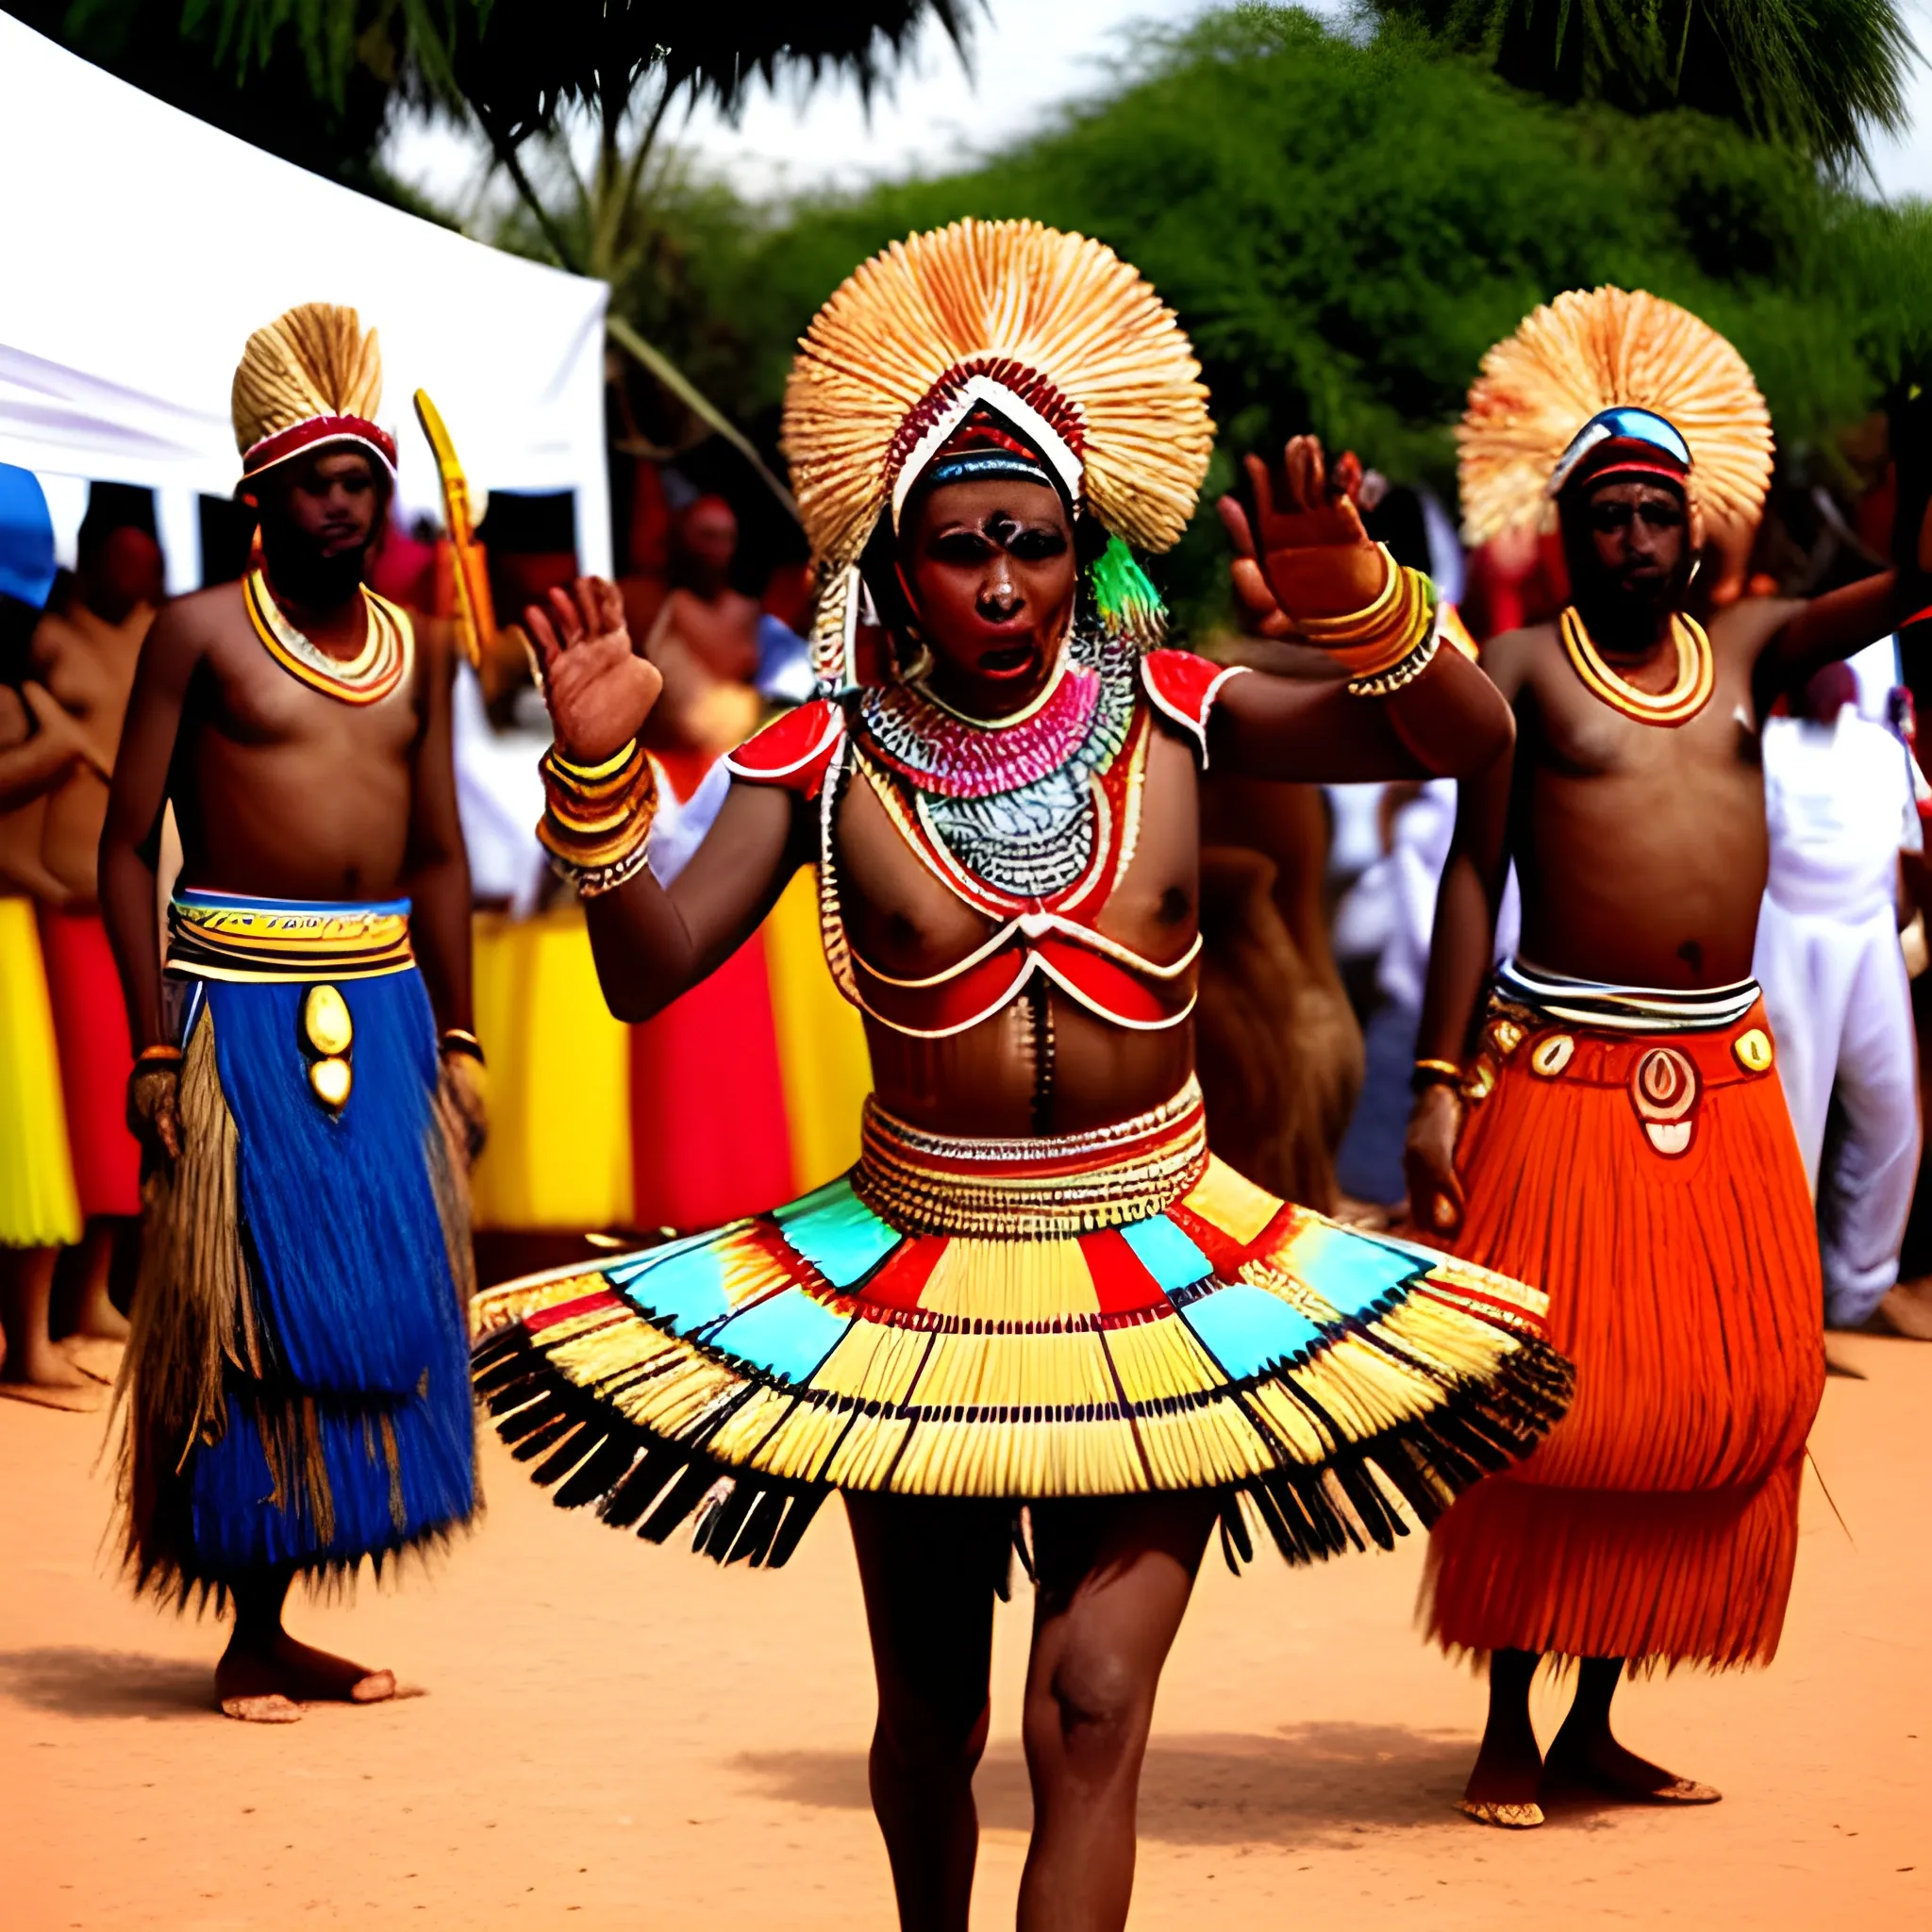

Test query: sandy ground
[4,1332,1929,1931]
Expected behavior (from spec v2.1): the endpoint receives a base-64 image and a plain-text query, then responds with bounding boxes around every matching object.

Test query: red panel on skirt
[36,906,140,1219]
[629,930,795,1232]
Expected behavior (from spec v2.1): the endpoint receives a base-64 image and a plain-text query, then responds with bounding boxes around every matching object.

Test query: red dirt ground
[3,1331,1928,1928]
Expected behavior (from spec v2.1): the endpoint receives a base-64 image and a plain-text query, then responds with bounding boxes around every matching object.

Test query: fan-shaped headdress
[781,220,1213,684]
[1457,287,1773,546]
[232,302,396,483]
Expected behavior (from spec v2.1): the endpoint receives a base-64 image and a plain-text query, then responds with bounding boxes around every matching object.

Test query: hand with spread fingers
[1219,435,1392,639]
[524,576,662,764]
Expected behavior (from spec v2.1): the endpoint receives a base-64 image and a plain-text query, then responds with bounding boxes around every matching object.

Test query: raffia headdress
[1457,287,1773,545]
[231,302,396,482]
[782,220,1212,680]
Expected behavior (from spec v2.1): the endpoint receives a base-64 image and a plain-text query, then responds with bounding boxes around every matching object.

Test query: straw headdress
[231,302,396,481]
[781,219,1214,573]
[1457,287,1774,545]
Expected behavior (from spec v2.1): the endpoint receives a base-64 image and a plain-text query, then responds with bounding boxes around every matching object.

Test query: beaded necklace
[1558,604,1713,728]
[856,624,1139,904]
[243,567,412,707]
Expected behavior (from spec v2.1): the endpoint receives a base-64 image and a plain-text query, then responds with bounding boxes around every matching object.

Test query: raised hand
[1218,435,1390,635]
[525,576,662,764]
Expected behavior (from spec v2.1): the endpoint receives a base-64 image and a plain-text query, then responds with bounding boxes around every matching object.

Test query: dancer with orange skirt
[1405,289,1932,1825]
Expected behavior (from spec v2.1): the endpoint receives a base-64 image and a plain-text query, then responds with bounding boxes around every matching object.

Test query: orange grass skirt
[1423,996,1823,1670]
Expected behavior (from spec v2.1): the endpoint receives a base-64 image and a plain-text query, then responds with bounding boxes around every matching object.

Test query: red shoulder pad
[722,699,845,798]
[1141,651,1249,765]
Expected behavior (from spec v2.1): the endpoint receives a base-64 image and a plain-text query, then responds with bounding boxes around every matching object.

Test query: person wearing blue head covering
[0,464,103,1407]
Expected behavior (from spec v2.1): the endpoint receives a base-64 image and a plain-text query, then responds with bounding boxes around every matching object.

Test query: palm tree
[1369,0,1916,174]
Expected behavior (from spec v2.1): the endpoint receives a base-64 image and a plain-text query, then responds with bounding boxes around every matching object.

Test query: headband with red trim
[242,413,398,482]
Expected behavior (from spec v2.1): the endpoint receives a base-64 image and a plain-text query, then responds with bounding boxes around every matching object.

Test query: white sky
[383,0,1932,212]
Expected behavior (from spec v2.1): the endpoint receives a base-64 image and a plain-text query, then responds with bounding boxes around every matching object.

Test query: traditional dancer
[1755,660,1921,1327]
[1406,288,1931,1825]
[475,220,1569,1930]
[99,304,481,1721]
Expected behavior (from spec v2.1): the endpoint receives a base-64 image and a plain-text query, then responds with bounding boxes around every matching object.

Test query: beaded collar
[852,624,1140,906]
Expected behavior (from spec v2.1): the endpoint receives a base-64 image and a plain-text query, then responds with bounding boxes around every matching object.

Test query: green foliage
[664,7,1932,629]
[1371,1,1916,173]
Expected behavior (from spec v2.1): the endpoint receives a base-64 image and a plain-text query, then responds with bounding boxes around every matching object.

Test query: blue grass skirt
[125,895,475,1597]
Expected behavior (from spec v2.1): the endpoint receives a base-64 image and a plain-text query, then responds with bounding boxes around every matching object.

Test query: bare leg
[846,1495,1009,1931]
[1458,1647,1544,1827]
[1543,1656,1720,1804]
[0,1246,96,1403]
[67,1219,130,1341]
[215,1566,397,1724]
[1017,1493,1216,1932]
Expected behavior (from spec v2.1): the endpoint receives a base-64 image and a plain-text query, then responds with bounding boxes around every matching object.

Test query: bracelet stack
[1291,544,1441,697]
[538,738,659,897]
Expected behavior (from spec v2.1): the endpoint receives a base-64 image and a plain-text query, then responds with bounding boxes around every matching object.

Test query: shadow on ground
[738,1720,1474,1844]
[0,1646,213,1719]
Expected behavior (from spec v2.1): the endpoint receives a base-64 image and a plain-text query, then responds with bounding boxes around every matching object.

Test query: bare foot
[59,1335,126,1385]
[216,1632,397,1722]
[1543,1726,1720,1805]
[1,1339,99,1402]
[0,1377,105,1412]
[74,1298,131,1343]
[1874,1280,1932,1341]
[1458,1716,1545,1828]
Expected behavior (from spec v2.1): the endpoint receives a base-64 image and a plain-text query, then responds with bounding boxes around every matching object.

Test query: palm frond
[1369,0,1917,171]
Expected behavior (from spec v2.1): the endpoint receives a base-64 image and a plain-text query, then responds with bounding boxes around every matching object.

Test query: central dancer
[475,221,1569,1929]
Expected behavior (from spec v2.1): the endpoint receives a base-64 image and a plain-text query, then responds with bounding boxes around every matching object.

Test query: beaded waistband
[1496,958,1760,1035]
[165,891,415,983]
[852,1076,1209,1239]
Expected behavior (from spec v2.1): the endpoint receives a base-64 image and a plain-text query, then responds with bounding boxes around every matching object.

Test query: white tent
[0,14,611,589]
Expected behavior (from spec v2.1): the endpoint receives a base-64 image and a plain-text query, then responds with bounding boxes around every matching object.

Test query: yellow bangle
[552,740,640,784]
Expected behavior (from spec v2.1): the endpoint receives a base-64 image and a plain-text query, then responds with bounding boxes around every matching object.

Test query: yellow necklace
[1558,605,1713,727]
[243,567,412,707]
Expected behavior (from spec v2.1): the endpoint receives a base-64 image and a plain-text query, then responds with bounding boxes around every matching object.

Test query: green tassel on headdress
[1088,533,1167,649]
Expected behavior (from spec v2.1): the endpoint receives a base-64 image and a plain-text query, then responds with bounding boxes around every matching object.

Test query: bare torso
[1495,596,1802,987]
[34,598,151,902]
[161,583,425,900]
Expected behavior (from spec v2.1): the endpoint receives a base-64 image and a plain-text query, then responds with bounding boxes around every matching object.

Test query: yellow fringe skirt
[0,897,81,1247]
[475,1078,1571,1569]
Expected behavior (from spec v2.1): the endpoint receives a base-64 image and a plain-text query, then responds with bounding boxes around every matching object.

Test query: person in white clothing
[1754,658,1922,1327]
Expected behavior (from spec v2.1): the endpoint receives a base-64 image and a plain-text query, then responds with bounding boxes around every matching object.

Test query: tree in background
[677,6,1932,627]
[1370,0,1916,174]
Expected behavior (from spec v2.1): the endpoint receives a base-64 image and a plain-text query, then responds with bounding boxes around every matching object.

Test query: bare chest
[197,618,422,762]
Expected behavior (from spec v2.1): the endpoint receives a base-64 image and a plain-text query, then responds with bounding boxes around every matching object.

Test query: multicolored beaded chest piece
[855,624,1141,907]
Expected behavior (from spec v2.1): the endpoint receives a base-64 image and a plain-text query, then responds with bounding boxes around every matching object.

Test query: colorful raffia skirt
[119,891,476,1601]
[37,904,142,1218]
[0,897,81,1248]
[1423,963,1824,1671]
[474,1076,1571,1570]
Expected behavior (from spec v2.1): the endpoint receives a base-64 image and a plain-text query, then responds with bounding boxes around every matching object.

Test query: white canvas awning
[0,14,611,586]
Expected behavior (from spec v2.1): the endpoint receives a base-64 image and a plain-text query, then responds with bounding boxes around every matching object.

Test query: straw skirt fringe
[1423,1015,1823,1670]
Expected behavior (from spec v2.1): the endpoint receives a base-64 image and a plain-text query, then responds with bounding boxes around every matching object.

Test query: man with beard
[1404,289,1932,1826]
[98,305,480,1721]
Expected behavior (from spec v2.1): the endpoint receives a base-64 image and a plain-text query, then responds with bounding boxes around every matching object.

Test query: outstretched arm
[525,578,809,1024]
[1752,417,1932,711]
[1210,439,1514,782]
